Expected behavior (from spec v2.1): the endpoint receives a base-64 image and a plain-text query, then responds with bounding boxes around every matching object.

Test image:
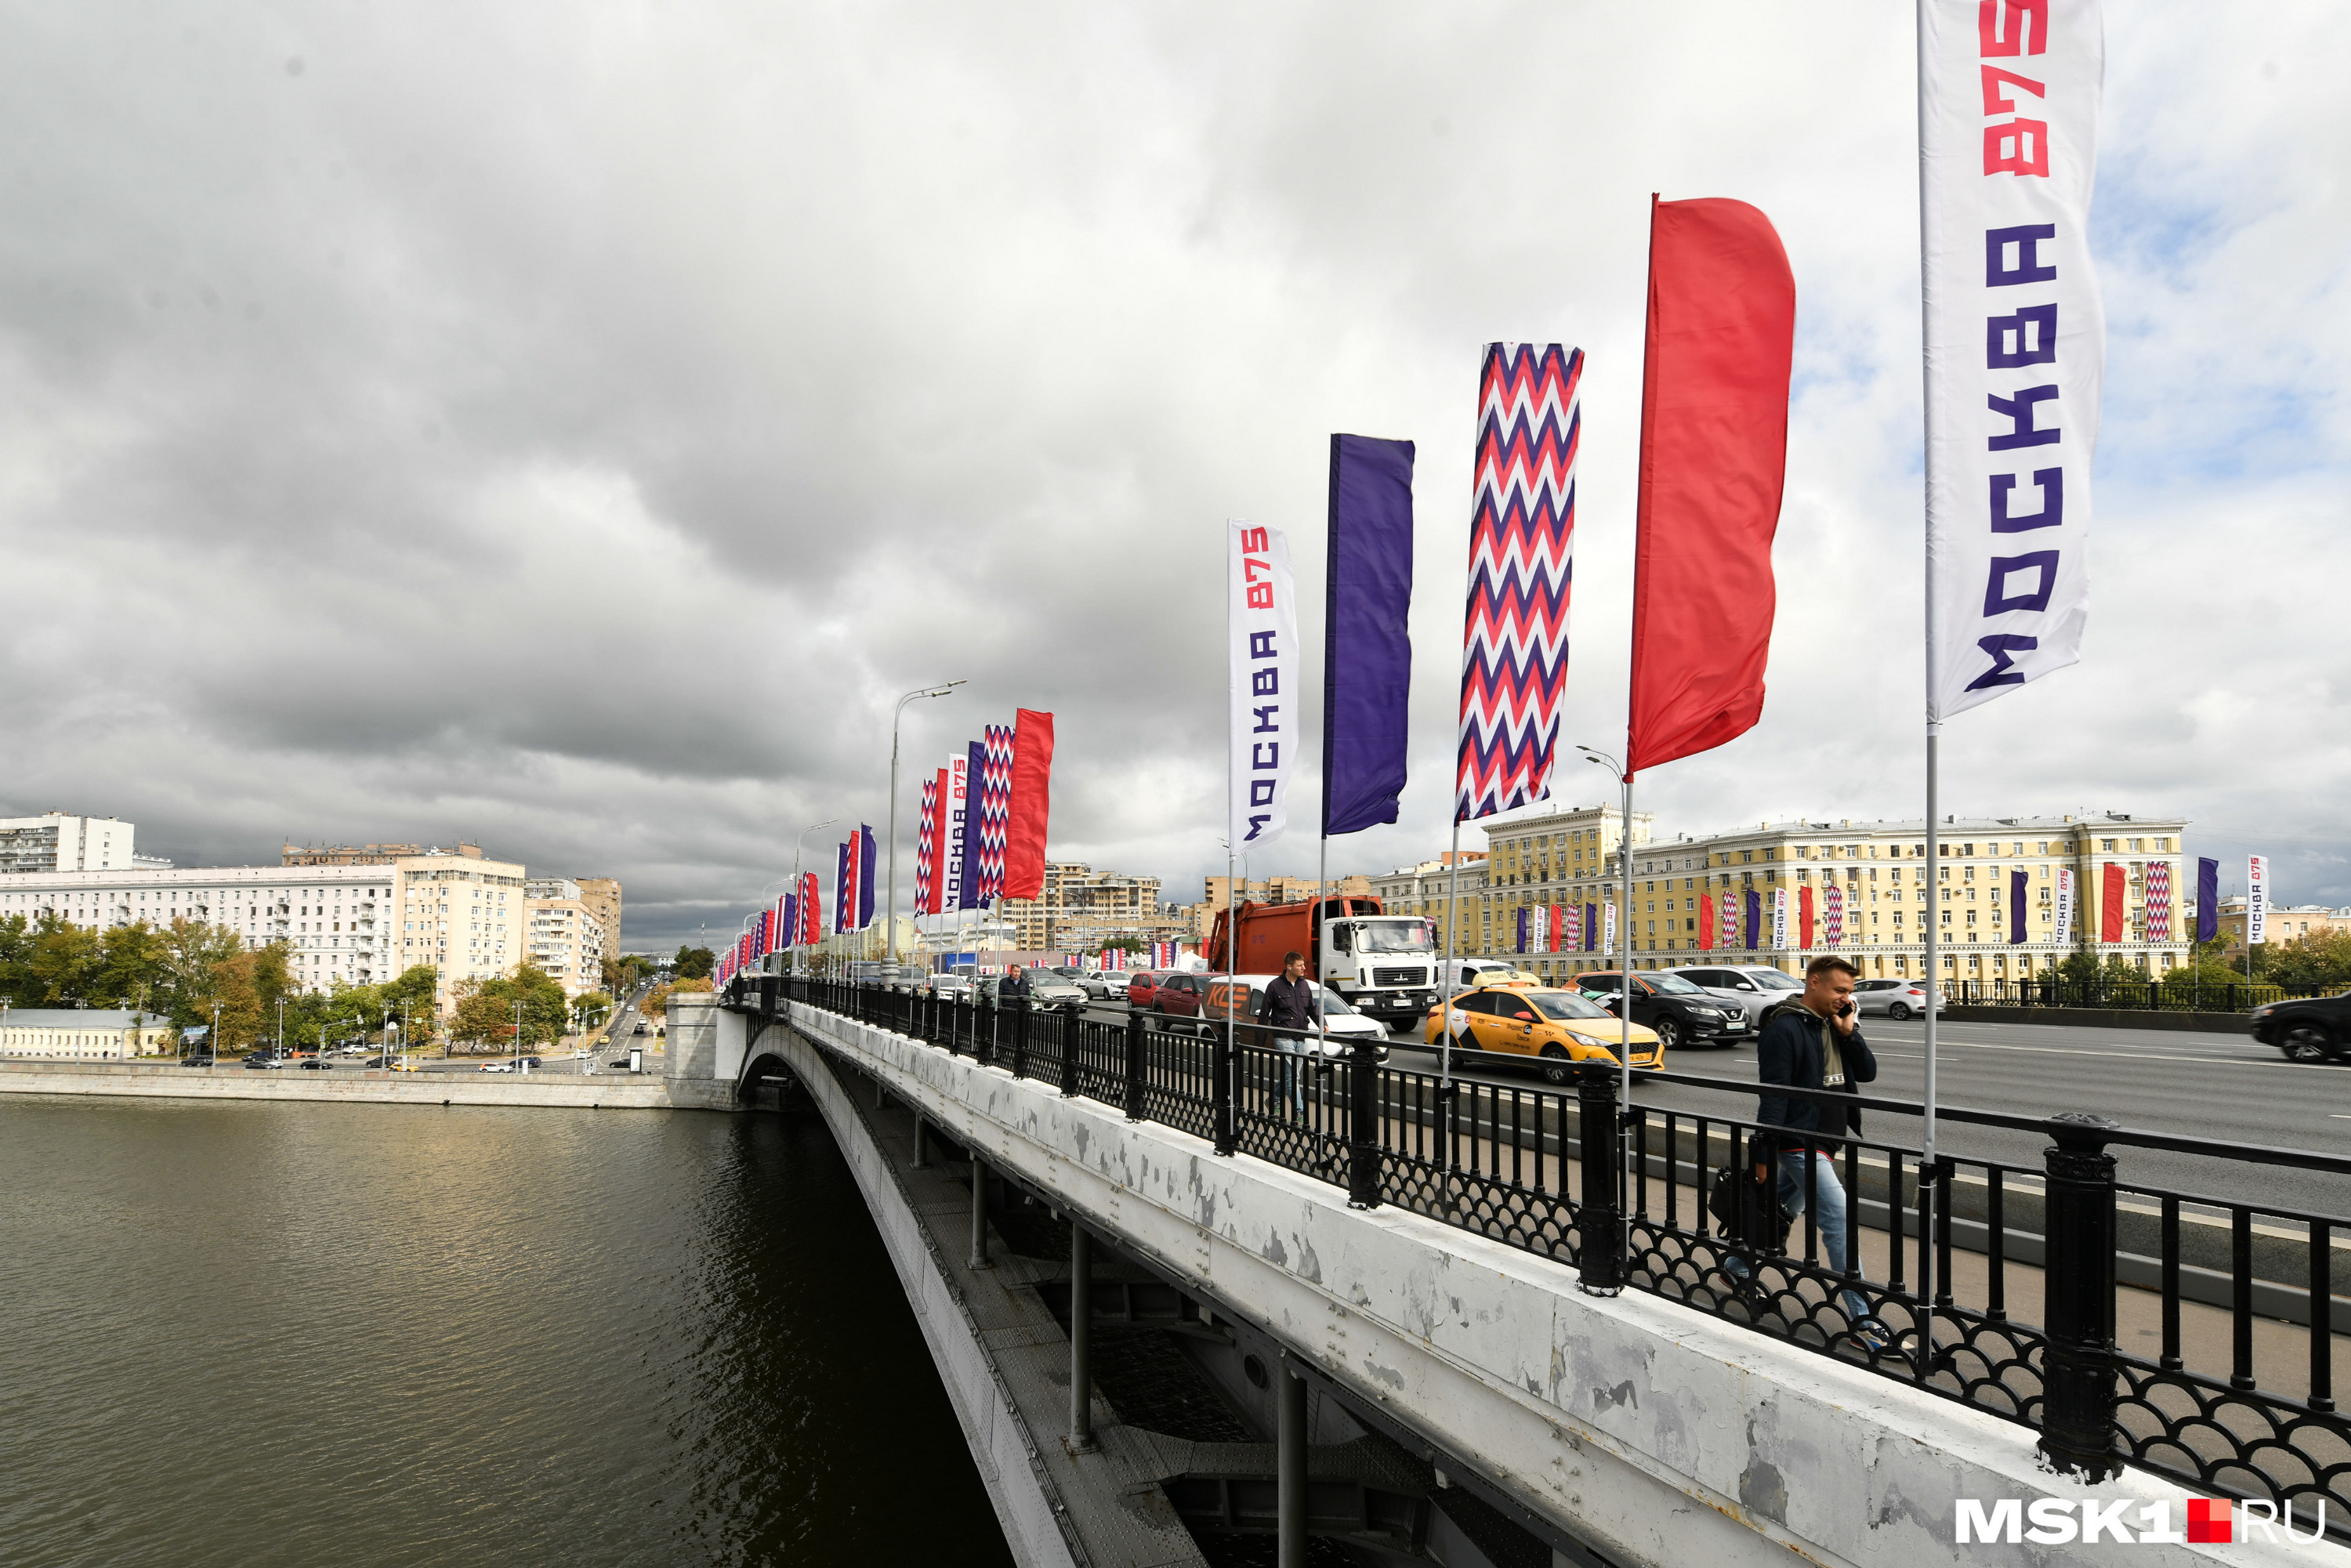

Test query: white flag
[1228,520,1297,851]
[941,753,969,913]
[1770,888,1788,951]
[1603,900,1617,955]
[2053,865,2075,943]
[2248,856,2269,946]
[1922,0,2105,719]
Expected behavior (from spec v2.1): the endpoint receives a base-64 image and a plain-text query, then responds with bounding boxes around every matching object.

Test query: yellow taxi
[1425,983,1663,1083]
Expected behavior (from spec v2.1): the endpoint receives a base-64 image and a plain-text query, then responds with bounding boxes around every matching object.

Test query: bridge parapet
[781,998,2263,1568]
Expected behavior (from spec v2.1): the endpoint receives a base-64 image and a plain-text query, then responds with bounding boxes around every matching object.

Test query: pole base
[1578,1282,1625,1298]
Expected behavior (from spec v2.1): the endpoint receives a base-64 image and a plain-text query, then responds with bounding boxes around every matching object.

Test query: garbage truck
[1204,895,1440,1025]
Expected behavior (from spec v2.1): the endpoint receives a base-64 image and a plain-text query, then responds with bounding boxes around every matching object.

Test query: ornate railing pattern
[759,975,2351,1536]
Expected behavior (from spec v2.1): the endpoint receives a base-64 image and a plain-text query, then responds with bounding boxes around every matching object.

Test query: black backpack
[1708,1161,1792,1253]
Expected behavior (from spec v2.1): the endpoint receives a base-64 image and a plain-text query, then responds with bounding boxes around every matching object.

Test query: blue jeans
[1274,1045,1306,1117]
[1776,1149,1871,1327]
[1726,1150,1872,1330]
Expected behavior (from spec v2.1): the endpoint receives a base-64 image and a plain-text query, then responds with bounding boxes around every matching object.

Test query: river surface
[0,1095,1016,1567]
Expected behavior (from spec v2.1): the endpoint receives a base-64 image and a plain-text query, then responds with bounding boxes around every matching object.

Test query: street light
[887,680,964,970]
[1578,744,1636,1190]
[790,818,839,979]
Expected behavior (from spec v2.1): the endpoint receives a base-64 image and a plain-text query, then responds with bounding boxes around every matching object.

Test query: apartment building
[523,878,610,998]
[1474,809,2192,983]
[998,863,1182,951]
[0,847,528,1012]
[574,877,624,972]
[0,813,140,875]
[283,840,484,866]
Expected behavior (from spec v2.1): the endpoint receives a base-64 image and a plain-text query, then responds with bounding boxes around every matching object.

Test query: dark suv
[1568,970,1749,1050]
[2250,992,2351,1062]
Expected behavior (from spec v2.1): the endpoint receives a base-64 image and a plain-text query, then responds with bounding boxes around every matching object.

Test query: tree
[640,974,712,1023]
[2249,930,2351,990]
[450,977,510,1052]
[447,965,569,1051]
[208,953,265,1049]
[28,914,104,1005]
[573,991,614,1036]
[95,922,168,1008]
[603,953,654,993]
[158,919,248,1024]
[674,945,715,980]
[0,913,32,1003]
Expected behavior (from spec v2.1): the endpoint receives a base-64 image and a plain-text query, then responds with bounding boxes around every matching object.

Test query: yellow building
[0,1009,176,1059]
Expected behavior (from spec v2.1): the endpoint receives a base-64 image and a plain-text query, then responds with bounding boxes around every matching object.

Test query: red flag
[1698,893,1715,950]
[1626,197,1796,773]
[2100,863,2125,943]
[1799,885,1815,949]
[1003,708,1055,901]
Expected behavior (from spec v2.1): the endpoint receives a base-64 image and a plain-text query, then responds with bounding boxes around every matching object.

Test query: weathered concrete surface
[664,994,736,1110]
[0,1066,672,1109]
[776,1027,1090,1568]
[789,1001,2313,1568]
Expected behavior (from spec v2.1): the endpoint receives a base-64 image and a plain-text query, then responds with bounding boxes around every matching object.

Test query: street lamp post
[1578,744,1636,1197]
[513,998,523,1075]
[791,819,839,979]
[886,680,964,970]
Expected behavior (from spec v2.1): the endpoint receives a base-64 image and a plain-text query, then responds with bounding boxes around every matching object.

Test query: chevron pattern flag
[979,723,1013,900]
[1824,883,1845,946]
[2144,860,2172,943]
[1561,904,1582,951]
[1454,342,1583,824]
[915,777,939,916]
[1719,892,1738,950]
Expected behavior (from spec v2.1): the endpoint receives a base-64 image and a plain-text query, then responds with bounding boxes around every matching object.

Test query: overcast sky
[1,3,2343,954]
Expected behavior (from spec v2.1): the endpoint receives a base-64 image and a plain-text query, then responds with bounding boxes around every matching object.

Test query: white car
[1661,965,1805,1027]
[926,974,974,999]
[1223,976,1390,1061]
[1850,978,1947,1020]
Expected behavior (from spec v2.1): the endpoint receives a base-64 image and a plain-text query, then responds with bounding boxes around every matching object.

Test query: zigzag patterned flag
[1455,343,1582,823]
[2144,860,2172,943]
[1824,883,1845,946]
[915,776,938,916]
[979,722,1013,900]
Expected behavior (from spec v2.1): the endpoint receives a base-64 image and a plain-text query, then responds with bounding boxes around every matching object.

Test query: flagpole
[1440,817,1461,1092]
[1915,0,1941,1359]
[1619,767,1634,1190]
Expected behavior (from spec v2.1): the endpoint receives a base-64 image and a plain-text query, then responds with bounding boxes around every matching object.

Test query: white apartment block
[523,879,608,998]
[1469,806,2191,984]
[0,813,140,874]
[0,849,529,1014]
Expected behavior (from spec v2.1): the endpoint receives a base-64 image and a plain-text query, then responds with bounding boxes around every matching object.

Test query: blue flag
[2009,869,2027,944]
[1515,906,1528,954]
[2197,857,2219,943]
[858,824,878,929]
[958,741,987,910]
[1321,434,1416,836]
[1744,891,1761,951]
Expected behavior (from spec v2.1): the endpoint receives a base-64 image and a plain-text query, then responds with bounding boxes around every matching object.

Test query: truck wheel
[1539,1045,1572,1086]
[2281,1023,2337,1063]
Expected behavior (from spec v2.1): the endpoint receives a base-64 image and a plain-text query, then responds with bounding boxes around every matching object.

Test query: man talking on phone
[1754,954,1879,1342]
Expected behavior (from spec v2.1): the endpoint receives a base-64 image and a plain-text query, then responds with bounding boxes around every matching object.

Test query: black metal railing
[755,976,2351,1534]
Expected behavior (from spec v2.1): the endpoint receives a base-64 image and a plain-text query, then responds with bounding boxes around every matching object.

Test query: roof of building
[1,1009,163,1028]
[1665,813,2187,842]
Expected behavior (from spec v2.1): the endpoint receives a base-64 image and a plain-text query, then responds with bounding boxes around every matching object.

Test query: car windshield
[1355,922,1435,954]
[1528,990,1612,1021]
[1748,971,1802,990]
[1647,973,1704,994]
[1313,987,1358,1016]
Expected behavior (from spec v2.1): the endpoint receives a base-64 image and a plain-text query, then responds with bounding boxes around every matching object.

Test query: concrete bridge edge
[763,1022,1085,1568]
[784,1001,2279,1568]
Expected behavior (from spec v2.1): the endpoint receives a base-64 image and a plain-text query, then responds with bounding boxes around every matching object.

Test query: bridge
[671,976,2351,1566]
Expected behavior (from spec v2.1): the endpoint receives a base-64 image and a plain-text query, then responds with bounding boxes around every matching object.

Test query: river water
[0,1095,1016,1567]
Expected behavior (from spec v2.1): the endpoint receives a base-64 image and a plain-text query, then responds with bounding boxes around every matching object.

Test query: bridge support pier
[912,1114,929,1168]
[1277,1357,1307,1568]
[1068,1222,1096,1453]
[970,1151,994,1270]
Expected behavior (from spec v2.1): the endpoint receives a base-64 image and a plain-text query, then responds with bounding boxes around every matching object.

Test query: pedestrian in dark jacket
[1751,954,1878,1338]
[998,965,1031,1008]
[1257,953,1320,1117]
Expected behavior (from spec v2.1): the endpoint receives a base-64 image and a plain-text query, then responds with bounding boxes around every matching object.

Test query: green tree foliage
[447,964,569,1052]
[2246,930,2351,990]
[603,954,655,992]
[674,945,715,979]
